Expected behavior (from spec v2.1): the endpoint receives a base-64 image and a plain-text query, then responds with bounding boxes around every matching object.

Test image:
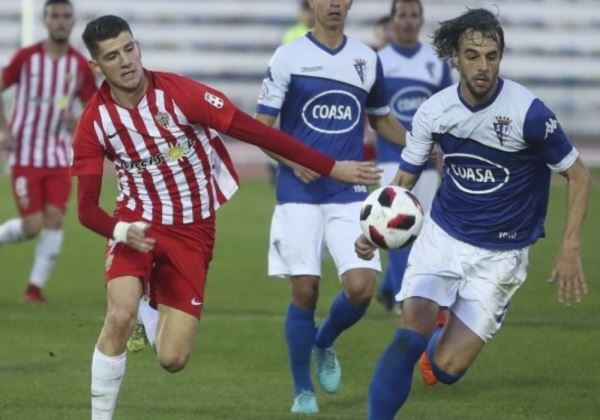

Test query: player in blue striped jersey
[256,0,406,414]
[355,9,591,419]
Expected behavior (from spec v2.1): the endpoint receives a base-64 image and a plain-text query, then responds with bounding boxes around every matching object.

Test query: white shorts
[268,202,381,278]
[378,163,440,212]
[396,216,529,342]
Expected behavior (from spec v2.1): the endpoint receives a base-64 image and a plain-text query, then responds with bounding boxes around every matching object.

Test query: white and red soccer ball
[359,186,424,250]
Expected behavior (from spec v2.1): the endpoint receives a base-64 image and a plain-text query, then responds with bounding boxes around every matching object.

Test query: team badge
[154,111,171,130]
[353,59,367,85]
[493,115,512,145]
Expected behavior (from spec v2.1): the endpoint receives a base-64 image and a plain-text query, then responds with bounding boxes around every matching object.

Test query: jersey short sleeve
[399,103,434,173]
[1,48,27,87]
[523,98,577,172]
[256,47,291,117]
[365,57,390,116]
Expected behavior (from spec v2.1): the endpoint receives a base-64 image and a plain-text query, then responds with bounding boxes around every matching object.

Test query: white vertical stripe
[152,90,194,223]
[19,53,41,166]
[207,129,239,201]
[92,120,106,149]
[137,95,174,224]
[56,56,78,167]
[117,106,163,222]
[32,54,53,166]
[116,167,137,211]
[46,55,67,167]
[172,102,212,218]
[98,105,143,220]
[9,66,29,166]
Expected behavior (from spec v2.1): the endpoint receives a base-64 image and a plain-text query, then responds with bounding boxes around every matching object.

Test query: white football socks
[0,218,25,244]
[29,229,63,288]
[91,347,126,420]
[139,297,158,347]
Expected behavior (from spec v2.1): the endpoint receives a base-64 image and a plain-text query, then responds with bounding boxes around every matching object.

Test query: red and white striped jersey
[72,71,240,225]
[2,42,96,168]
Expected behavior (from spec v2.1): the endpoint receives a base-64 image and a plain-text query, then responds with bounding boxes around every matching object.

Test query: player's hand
[330,161,381,185]
[126,222,156,253]
[548,245,587,305]
[0,126,13,151]
[355,234,377,260]
[292,163,321,183]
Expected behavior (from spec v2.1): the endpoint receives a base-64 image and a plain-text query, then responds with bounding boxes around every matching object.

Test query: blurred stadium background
[0,1,598,419]
[1,0,599,175]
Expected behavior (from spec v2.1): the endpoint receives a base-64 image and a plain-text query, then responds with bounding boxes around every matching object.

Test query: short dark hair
[432,8,505,61]
[82,15,132,58]
[44,0,72,16]
[390,0,423,17]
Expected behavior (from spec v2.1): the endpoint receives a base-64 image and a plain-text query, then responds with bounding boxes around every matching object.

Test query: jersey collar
[458,78,504,112]
[306,32,347,56]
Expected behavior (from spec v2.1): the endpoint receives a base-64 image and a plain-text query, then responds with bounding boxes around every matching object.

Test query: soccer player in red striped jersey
[74,15,381,419]
[0,0,96,304]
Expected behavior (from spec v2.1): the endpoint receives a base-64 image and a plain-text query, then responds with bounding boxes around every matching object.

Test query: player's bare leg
[154,305,198,372]
[23,204,64,303]
[92,276,142,420]
[426,312,484,380]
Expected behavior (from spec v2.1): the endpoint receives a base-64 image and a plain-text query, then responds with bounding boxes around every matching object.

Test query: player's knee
[158,352,189,373]
[106,306,137,334]
[344,283,373,306]
[22,220,42,239]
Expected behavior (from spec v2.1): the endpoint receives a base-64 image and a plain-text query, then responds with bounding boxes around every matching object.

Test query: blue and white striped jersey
[256,33,389,204]
[400,78,578,249]
[377,43,452,164]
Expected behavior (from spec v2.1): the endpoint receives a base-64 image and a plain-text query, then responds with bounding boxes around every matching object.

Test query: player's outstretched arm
[548,157,591,305]
[229,109,380,185]
[330,161,381,185]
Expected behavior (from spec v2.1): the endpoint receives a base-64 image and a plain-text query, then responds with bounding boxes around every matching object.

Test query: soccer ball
[359,186,424,249]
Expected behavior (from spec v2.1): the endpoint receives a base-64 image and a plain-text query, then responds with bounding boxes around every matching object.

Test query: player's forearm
[559,158,591,249]
[228,109,334,175]
[392,169,419,190]
[77,174,118,239]
[369,113,406,146]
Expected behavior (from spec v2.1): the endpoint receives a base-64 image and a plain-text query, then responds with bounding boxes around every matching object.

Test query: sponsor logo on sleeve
[543,118,558,139]
[204,92,224,109]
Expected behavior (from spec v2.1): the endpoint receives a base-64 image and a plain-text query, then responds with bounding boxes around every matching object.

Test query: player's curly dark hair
[432,8,504,61]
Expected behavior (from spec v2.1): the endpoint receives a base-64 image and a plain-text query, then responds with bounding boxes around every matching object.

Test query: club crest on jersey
[493,116,512,145]
[154,112,171,130]
[353,59,367,84]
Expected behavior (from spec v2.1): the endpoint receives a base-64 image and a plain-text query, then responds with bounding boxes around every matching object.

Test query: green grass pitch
[0,174,598,419]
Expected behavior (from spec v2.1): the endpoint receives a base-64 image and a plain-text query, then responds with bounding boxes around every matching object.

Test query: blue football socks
[368,328,427,420]
[285,304,317,395]
[315,292,366,349]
